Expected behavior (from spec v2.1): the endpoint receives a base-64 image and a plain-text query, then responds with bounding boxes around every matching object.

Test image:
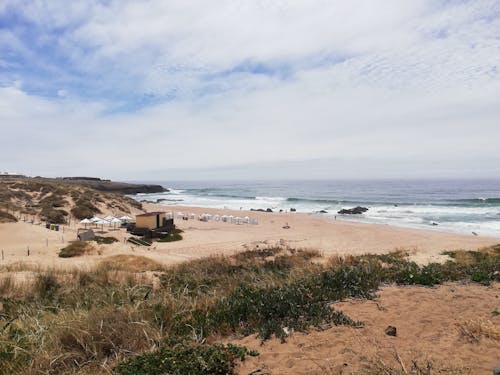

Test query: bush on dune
[0,210,17,223]
[115,339,258,375]
[71,198,102,220]
[59,241,92,258]
[40,207,68,224]
[93,236,119,244]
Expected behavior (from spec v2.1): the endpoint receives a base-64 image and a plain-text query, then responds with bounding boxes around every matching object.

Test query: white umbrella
[119,215,133,221]
[90,216,102,223]
[109,217,122,229]
[80,218,92,228]
[103,215,115,221]
[94,219,108,232]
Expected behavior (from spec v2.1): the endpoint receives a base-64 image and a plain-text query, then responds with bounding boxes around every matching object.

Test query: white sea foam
[131,188,500,237]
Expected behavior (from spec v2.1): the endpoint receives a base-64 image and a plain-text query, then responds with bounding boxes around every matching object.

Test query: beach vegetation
[0,211,17,223]
[98,254,163,272]
[70,205,94,220]
[0,179,139,224]
[115,339,258,375]
[156,232,183,242]
[40,207,68,223]
[39,194,68,208]
[457,318,500,343]
[93,236,119,244]
[0,245,498,374]
[58,241,92,258]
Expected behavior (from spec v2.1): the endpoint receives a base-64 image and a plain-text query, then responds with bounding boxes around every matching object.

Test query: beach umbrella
[80,218,91,229]
[103,215,116,222]
[94,219,108,233]
[109,217,122,229]
[90,216,102,223]
[119,215,133,221]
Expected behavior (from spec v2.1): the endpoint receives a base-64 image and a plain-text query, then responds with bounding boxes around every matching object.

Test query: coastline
[0,202,498,269]
[132,178,500,237]
[141,203,499,265]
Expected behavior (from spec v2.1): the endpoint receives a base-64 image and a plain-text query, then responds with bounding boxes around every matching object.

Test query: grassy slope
[0,178,142,224]
[0,245,498,374]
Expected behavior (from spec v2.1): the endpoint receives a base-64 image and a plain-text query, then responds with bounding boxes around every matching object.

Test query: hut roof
[136,212,165,217]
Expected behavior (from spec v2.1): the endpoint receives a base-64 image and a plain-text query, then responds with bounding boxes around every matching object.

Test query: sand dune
[233,282,500,374]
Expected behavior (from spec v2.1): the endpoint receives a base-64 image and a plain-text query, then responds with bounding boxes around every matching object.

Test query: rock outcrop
[337,206,368,215]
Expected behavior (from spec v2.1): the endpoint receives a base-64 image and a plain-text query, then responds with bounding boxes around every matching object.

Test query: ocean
[130,179,500,237]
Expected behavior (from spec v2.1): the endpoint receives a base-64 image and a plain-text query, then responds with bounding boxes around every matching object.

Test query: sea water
[130,179,500,237]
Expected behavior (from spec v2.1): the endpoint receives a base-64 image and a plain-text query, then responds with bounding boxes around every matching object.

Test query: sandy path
[234,282,500,375]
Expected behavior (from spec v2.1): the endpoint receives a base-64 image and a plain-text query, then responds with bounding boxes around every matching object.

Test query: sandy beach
[0,203,498,269]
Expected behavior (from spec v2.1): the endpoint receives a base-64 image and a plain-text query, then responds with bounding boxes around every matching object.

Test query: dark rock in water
[338,206,368,215]
[251,208,266,212]
[319,210,328,214]
[266,208,273,213]
[385,326,397,337]
[290,208,296,212]
[430,221,439,226]
[156,198,168,203]
[279,209,284,212]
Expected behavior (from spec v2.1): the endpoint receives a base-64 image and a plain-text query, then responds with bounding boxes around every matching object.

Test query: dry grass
[458,318,500,343]
[99,254,164,273]
[365,358,469,375]
[0,274,15,296]
[40,307,161,373]
[0,261,43,273]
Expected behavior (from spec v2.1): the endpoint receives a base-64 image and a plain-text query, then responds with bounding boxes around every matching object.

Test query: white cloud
[0,0,499,179]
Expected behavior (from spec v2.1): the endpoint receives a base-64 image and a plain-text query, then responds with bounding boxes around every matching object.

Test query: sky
[0,0,499,180]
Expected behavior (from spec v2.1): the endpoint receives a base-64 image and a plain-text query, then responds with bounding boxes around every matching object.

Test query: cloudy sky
[0,0,499,180]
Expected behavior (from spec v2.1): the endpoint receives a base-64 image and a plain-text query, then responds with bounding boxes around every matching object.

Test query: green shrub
[39,195,67,208]
[157,233,183,242]
[115,340,258,375]
[94,236,119,244]
[203,265,369,341]
[70,205,94,220]
[40,208,67,224]
[0,211,17,223]
[59,241,91,258]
